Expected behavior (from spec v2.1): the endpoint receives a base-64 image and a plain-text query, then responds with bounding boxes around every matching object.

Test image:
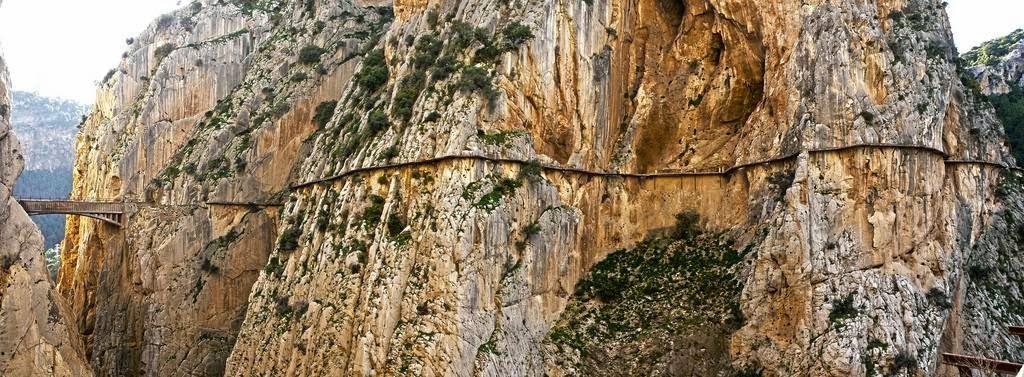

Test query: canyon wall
[60,0,391,375]
[0,0,93,374]
[60,0,1024,376]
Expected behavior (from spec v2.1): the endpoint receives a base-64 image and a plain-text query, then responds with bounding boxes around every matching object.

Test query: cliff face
[62,0,1024,376]
[964,29,1024,96]
[10,91,89,172]
[0,1,93,374]
[60,0,390,375]
[226,0,1020,375]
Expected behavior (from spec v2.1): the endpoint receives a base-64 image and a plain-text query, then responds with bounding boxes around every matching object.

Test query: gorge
[3,0,1024,376]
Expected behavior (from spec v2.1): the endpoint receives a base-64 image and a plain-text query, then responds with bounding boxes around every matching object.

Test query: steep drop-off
[0,1,93,374]
[62,0,1024,376]
[12,91,88,250]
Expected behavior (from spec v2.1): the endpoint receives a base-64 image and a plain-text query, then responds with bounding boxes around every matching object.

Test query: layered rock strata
[62,0,1024,376]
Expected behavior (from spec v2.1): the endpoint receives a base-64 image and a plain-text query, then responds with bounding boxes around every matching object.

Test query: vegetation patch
[456,66,497,98]
[962,29,1024,66]
[476,129,524,147]
[313,100,338,128]
[828,293,860,327]
[392,71,426,122]
[298,45,328,64]
[989,86,1024,164]
[154,43,177,63]
[277,225,302,252]
[475,178,521,212]
[361,195,387,227]
[545,212,750,375]
[355,49,389,92]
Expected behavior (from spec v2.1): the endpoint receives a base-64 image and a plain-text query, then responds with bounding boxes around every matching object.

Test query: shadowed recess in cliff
[626,0,765,173]
[543,212,758,375]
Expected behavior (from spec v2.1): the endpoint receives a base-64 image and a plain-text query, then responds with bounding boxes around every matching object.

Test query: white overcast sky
[0,0,183,104]
[0,0,1022,105]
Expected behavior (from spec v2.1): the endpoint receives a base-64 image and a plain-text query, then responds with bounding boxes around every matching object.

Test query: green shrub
[290,72,309,82]
[475,178,521,211]
[430,55,461,81]
[456,66,496,98]
[473,42,502,63]
[264,256,283,276]
[502,22,534,47]
[450,21,479,50]
[426,10,439,29]
[828,294,859,325]
[671,210,701,239]
[157,14,176,29]
[362,195,386,226]
[278,225,302,251]
[102,69,117,84]
[523,222,541,236]
[392,71,426,121]
[355,49,389,92]
[519,160,543,182]
[154,43,177,62]
[298,45,327,64]
[381,145,399,160]
[412,36,443,69]
[271,101,291,117]
[367,110,390,133]
[313,100,337,128]
[387,213,407,237]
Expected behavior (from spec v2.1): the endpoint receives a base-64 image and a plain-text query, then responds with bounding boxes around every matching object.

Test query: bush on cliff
[545,211,750,375]
[298,45,327,64]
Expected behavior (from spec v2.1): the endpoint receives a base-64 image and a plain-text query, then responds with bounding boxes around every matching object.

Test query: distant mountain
[10,91,89,171]
[10,91,88,249]
[964,30,1024,164]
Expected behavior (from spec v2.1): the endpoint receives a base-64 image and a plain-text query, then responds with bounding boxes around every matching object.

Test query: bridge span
[17,199,126,227]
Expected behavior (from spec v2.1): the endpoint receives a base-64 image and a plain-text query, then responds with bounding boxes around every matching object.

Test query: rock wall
[966,30,1024,96]
[224,0,1022,375]
[60,0,392,375]
[0,0,93,374]
[61,0,1024,376]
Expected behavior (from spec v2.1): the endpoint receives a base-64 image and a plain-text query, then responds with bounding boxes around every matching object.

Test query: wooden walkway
[942,325,1024,376]
[291,143,1022,189]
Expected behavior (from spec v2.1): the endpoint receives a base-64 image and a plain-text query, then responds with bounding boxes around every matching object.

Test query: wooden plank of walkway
[941,353,1022,375]
[1009,326,1024,340]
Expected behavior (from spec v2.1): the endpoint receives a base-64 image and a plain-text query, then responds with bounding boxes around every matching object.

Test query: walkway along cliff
[55,0,1024,376]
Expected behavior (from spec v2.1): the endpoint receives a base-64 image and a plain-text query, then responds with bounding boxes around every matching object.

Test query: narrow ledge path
[290,143,1021,190]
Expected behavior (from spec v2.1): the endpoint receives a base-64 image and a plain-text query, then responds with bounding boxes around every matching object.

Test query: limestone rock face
[224,0,1020,375]
[60,0,391,375]
[62,0,1024,376]
[969,35,1024,95]
[0,2,94,374]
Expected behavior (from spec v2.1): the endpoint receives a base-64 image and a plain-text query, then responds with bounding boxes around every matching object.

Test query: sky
[0,0,182,104]
[0,0,1021,105]
[947,0,1024,52]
